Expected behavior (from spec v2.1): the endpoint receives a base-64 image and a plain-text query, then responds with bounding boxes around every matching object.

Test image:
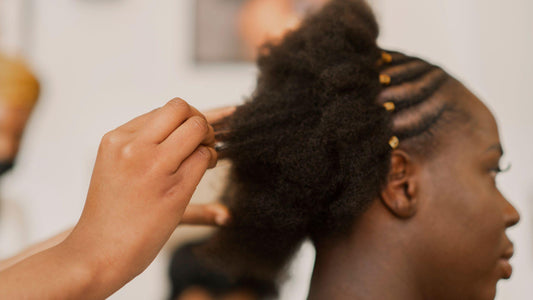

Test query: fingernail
[215,213,229,226]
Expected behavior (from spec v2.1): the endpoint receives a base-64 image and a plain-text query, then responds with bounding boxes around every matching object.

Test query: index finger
[115,108,160,133]
[140,98,205,143]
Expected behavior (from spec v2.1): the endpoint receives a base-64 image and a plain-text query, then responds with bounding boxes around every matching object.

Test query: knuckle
[189,116,208,134]
[101,131,120,148]
[210,148,218,162]
[167,98,190,113]
[119,143,137,160]
[197,146,212,161]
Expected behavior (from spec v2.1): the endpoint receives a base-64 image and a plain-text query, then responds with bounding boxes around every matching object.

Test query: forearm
[0,242,97,299]
[0,228,72,271]
[0,224,130,300]
[0,202,230,298]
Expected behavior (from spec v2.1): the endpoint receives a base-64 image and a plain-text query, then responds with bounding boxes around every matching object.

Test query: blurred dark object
[169,239,276,300]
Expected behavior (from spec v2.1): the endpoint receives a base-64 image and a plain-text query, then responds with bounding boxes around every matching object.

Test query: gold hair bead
[377,52,393,66]
[379,74,391,85]
[389,136,399,149]
[381,52,392,63]
[383,101,395,112]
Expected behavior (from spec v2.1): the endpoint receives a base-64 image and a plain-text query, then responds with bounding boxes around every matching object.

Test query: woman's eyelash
[492,162,512,173]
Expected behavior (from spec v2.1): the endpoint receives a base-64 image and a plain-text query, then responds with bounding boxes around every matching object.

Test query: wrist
[0,239,100,299]
[60,224,139,298]
[57,229,128,299]
[51,240,99,297]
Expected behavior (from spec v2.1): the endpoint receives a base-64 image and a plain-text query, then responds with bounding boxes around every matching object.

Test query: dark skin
[308,80,520,300]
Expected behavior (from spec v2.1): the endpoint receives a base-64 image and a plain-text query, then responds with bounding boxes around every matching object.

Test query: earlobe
[380,151,418,219]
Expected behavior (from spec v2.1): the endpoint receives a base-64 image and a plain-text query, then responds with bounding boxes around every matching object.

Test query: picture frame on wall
[195,0,329,63]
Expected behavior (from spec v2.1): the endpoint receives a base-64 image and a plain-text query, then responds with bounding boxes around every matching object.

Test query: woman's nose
[504,199,520,228]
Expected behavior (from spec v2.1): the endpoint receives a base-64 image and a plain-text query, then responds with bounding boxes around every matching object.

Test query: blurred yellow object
[0,52,39,109]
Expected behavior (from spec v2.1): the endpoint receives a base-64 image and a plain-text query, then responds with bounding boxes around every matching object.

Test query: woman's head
[373,71,519,299]
[208,0,519,298]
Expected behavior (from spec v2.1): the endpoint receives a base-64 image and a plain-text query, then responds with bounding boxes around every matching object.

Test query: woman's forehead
[460,86,500,144]
[442,82,502,158]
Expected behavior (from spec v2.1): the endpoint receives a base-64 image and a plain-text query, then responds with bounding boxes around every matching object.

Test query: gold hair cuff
[389,136,399,149]
[383,102,395,112]
[380,74,391,86]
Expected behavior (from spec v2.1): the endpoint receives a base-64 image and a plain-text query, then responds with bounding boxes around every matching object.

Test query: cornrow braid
[377,51,458,151]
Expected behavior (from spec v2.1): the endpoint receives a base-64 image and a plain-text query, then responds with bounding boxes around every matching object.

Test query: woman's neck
[307,202,424,300]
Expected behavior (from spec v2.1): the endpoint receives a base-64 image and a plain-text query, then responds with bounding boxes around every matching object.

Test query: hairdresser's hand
[63,98,218,298]
[0,100,235,300]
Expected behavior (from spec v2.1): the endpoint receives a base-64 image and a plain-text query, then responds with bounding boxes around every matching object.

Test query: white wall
[0,0,531,299]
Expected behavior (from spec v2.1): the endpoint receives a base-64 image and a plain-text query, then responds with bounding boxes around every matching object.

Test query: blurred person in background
[196,0,329,62]
[238,0,329,60]
[169,238,276,300]
[0,51,41,260]
[0,51,38,175]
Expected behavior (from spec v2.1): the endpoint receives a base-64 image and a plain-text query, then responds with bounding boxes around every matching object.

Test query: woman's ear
[380,151,418,219]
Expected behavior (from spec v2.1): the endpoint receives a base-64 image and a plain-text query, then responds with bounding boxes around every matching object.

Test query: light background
[0,0,531,299]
